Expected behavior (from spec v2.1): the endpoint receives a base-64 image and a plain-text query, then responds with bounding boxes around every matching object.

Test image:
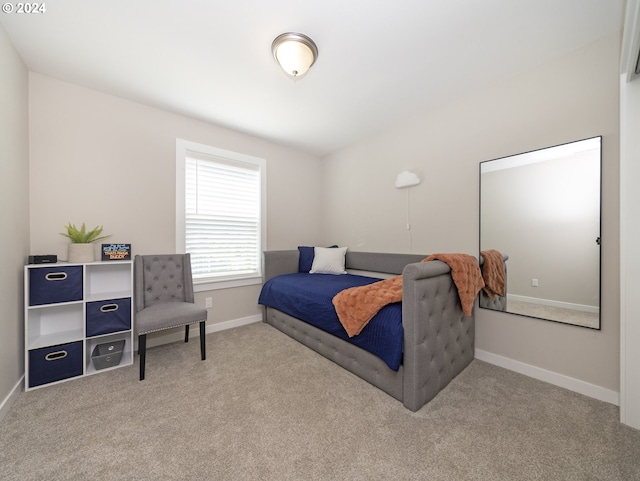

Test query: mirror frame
[479,136,602,330]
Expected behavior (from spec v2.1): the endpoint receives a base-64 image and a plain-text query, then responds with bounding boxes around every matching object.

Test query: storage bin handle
[44,350,68,361]
[44,272,68,281]
[100,304,119,313]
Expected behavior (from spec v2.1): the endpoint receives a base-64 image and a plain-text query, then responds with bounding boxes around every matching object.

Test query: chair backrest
[134,254,195,312]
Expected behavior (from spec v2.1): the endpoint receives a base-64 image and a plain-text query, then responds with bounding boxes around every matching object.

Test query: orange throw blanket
[480,249,505,299]
[423,253,485,317]
[333,276,403,338]
[333,253,485,338]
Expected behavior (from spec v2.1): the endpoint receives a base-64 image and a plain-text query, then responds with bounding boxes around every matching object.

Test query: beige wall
[28,73,323,331]
[320,34,620,393]
[0,25,30,413]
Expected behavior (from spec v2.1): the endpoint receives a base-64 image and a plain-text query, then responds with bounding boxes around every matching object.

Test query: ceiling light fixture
[271,32,318,79]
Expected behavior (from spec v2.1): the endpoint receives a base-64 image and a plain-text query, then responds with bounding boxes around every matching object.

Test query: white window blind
[184,150,262,282]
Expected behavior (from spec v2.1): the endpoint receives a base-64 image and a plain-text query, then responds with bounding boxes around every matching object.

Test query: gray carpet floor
[1,322,639,481]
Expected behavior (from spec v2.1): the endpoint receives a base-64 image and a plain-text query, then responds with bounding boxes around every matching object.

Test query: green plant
[61,222,111,244]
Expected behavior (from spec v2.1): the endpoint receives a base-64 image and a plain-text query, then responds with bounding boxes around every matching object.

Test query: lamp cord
[406,187,413,253]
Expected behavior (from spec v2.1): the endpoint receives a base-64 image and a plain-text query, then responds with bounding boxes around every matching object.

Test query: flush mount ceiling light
[271,32,318,79]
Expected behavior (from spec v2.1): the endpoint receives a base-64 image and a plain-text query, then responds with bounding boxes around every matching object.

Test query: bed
[259,248,477,412]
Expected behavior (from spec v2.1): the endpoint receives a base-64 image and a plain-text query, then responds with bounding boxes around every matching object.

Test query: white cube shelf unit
[24,260,134,390]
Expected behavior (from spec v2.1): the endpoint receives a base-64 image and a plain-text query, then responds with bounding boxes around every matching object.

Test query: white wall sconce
[272,32,318,79]
[395,171,421,188]
[395,170,422,252]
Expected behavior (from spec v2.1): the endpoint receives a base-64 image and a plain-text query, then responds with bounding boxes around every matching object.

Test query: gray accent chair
[134,254,207,380]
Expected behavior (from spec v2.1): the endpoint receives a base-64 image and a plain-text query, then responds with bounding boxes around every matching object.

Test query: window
[176,139,266,290]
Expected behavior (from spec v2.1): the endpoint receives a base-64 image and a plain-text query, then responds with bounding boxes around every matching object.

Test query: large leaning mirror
[479,136,601,329]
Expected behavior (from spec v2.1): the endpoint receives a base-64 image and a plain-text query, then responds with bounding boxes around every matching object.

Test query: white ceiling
[1,0,625,156]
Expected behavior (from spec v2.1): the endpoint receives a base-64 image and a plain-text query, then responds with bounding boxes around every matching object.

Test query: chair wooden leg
[139,334,147,381]
[199,321,206,360]
[184,324,189,343]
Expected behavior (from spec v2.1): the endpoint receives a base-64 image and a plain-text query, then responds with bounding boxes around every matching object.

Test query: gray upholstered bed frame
[261,250,475,412]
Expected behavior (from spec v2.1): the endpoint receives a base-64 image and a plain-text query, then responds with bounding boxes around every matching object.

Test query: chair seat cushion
[136,302,207,335]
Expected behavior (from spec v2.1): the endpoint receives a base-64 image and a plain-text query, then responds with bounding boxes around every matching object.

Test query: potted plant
[61,222,111,263]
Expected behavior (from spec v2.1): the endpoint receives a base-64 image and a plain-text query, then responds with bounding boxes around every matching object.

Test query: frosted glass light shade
[272,33,318,78]
[395,171,421,188]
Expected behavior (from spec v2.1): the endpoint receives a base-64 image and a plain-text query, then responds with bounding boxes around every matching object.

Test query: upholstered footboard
[401,261,475,411]
[261,250,475,411]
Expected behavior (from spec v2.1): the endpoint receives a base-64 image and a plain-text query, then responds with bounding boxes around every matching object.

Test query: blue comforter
[258,273,403,371]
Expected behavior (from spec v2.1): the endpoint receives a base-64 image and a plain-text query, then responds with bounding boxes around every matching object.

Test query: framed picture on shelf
[101,244,131,261]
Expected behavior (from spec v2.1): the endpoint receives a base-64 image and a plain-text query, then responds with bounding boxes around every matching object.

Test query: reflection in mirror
[479,137,601,329]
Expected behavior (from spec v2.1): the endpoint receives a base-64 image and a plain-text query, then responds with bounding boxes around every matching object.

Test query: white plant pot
[68,243,95,263]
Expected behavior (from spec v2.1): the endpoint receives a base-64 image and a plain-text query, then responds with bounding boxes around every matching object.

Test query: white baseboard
[0,376,24,423]
[508,294,598,313]
[144,314,262,349]
[475,349,620,406]
[206,314,263,333]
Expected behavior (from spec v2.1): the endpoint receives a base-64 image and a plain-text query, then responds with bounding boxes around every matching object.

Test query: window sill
[193,275,262,292]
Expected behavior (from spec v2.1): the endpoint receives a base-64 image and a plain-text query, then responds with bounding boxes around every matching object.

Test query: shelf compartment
[29,265,83,306]
[28,341,84,388]
[85,262,132,300]
[27,303,84,350]
[85,332,133,375]
[86,297,132,337]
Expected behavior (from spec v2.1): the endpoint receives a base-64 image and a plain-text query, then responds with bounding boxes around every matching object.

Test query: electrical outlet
[531,278,539,287]
[205,297,213,308]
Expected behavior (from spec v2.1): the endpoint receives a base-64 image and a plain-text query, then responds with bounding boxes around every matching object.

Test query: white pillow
[310,246,348,274]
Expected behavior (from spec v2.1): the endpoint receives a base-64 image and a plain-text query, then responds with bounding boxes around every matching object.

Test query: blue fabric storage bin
[28,341,83,388]
[86,297,131,337]
[29,265,83,306]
